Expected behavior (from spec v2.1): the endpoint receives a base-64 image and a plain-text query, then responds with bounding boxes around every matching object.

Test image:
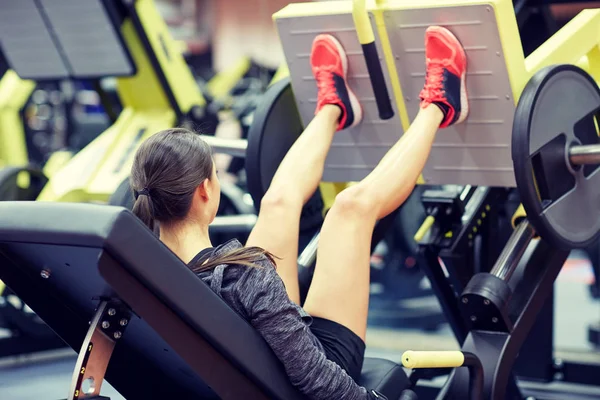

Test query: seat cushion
[359,357,409,399]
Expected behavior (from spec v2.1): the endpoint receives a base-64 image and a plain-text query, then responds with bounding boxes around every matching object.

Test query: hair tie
[134,187,151,200]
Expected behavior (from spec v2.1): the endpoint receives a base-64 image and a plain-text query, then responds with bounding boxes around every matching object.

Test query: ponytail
[132,193,156,232]
[189,246,279,274]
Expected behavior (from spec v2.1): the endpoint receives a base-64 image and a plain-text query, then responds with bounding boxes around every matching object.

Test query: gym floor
[1,251,598,399]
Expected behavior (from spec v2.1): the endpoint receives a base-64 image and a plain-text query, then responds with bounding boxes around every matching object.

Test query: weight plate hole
[82,377,95,394]
[531,134,575,209]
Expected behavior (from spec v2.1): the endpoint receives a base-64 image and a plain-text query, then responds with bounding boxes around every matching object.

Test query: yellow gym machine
[21,0,207,203]
[0,70,34,170]
[6,0,265,206]
[0,69,52,203]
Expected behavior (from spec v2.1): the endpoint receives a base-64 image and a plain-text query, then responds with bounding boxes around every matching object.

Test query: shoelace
[315,67,338,107]
[420,58,450,105]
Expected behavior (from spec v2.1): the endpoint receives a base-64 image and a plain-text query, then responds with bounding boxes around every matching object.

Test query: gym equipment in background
[0,70,34,171]
[415,185,517,303]
[0,167,48,202]
[0,201,413,400]
[22,82,70,166]
[0,0,207,203]
[0,69,49,202]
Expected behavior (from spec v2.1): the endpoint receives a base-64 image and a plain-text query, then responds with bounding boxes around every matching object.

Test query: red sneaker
[310,34,362,131]
[419,26,468,128]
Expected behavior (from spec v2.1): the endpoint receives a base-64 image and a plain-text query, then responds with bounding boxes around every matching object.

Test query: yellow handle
[352,0,374,44]
[402,350,465,369]
[414,215,435,242]
[0,280,5,296]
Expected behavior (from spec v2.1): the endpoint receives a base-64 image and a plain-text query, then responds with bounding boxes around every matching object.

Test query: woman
[130,26,468,400]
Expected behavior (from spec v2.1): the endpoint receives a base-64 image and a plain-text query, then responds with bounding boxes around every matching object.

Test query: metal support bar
[68,301,130,400]
[569,144,600,165]
[490,221,536,281]
[200,135,247,158]
[298,231,320,269]
[421,249,469,343]
[209,214,257,233]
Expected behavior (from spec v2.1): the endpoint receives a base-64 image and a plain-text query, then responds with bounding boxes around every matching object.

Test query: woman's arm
[235,264,375,400]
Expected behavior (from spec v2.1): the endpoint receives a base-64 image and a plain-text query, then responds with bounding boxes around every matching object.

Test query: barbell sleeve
[569,144,600,165]
[490,220,535,282]
[200,135,248,158]
[298,231,320,269]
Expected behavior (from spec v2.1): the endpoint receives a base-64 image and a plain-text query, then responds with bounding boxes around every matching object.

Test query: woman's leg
[246,34,362,304]
[303,26,468,340]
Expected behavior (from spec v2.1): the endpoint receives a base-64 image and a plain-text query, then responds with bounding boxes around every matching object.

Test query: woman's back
[189,239,370,400]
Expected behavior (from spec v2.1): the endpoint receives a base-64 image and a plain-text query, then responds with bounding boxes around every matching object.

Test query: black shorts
[310,317,366,381]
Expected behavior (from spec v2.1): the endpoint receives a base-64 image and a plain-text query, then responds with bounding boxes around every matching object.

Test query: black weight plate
[246,78,324,233]
[512,64,600,249]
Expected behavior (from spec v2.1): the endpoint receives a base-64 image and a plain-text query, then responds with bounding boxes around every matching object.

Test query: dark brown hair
[130,128,275,273]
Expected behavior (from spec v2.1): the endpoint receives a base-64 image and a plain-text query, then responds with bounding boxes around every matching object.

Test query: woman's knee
[260,187,302,214]
[329,184,378,220]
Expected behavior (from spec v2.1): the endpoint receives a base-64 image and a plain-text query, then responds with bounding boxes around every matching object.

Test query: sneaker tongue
[315,65,337,74]
[424,59,449,90]
[427,57,450,66]
[316,69,336,95]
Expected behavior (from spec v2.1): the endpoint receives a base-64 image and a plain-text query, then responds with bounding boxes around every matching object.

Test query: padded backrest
[0,203,213,399]
[102,206,304,399]
[0,202,303,400]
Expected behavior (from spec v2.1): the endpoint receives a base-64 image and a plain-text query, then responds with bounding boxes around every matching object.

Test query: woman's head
[130,128,275,273]
[130,128,221,232]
